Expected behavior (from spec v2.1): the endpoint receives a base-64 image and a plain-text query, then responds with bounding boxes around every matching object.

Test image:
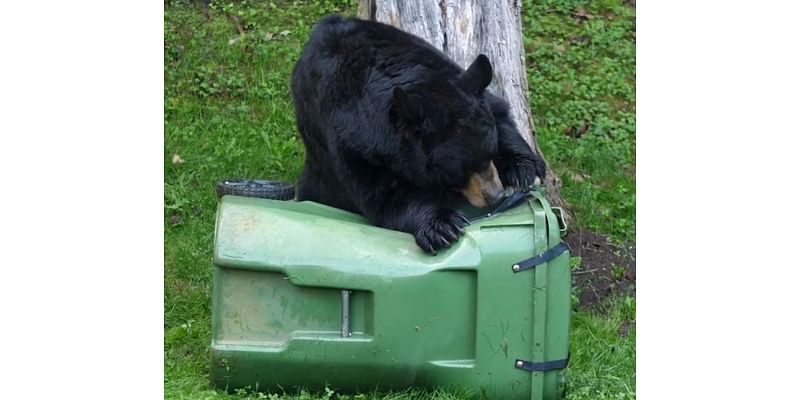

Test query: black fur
[291,15,545,254]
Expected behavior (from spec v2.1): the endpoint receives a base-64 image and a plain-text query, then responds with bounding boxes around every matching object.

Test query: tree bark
[357,0,569,216]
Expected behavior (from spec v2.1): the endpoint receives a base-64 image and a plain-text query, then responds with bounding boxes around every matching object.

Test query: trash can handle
[341,290,351,337]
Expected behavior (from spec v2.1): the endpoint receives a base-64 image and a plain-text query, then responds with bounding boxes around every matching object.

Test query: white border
[0,1,164,398]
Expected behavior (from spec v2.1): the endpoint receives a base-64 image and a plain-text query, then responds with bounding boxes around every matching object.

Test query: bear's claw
[497,154,546,191]
[415,208,469,255]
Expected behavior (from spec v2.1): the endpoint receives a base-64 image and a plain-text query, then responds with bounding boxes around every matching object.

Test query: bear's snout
[461,162,506,208]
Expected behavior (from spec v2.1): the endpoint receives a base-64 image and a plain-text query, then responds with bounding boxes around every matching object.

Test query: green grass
[524,0,636,242]
[567,295,635,399]
[165,1,635,399]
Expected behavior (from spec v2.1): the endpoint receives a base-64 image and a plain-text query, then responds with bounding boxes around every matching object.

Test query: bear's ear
[458,54,493,95]
[392,87,423,122]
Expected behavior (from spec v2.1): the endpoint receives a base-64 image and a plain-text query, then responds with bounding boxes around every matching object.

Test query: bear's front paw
[496,153,546,191]
[414,208,470,255]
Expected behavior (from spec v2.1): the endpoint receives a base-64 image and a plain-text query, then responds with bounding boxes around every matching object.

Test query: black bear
[291,15,546,254]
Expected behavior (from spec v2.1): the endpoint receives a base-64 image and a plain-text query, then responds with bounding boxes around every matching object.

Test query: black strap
[515,357,569,372]
[468,190,529,223]
[512,242,569,273]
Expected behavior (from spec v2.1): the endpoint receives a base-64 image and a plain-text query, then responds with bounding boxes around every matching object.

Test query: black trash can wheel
[215,180,295,201]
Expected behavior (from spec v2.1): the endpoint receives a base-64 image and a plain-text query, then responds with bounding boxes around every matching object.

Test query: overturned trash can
[210,190,571,400]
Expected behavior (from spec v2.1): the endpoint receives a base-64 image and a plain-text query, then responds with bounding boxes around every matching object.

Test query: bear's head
[391,54,506,208]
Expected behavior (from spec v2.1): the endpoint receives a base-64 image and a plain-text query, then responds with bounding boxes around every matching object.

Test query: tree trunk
[357,0,569,217]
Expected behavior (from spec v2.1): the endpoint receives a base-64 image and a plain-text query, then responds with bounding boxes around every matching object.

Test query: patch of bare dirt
[565,229,636,308]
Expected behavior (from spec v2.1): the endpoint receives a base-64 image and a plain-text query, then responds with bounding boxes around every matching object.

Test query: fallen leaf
[279,30,290,36]
[171,154,185,164]
[564,122,589,138]
[572,8,594,21]
[569,172,590,182]
[264,32,274,41]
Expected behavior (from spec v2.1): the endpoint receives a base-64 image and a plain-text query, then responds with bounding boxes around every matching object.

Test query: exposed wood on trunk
[357,0,569,215]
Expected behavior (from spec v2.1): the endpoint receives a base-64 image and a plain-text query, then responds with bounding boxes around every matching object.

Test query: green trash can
[210,190,571,399]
